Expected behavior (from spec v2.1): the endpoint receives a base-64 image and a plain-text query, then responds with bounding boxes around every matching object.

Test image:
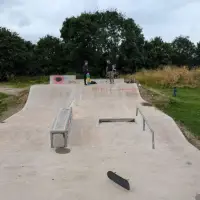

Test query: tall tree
[34,35,66,75]
[60,10,145,75]
[144,37,172,68]
[0,27,30,80]
[120,18,145,73]
[171,36,196,66]
[195,42,200,66]
[0,10,199,80]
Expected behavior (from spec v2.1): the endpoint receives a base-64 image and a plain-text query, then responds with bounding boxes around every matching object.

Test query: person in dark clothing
[82,60,88,85]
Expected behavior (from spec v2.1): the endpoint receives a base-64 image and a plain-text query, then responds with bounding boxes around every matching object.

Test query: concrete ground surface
[0,80,200,200]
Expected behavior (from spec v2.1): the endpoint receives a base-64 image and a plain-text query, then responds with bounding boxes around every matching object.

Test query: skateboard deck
[107,171,130,190]
[86,72,91,85]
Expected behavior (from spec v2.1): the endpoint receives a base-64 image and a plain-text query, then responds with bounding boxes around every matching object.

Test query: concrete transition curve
[0,80,199,200]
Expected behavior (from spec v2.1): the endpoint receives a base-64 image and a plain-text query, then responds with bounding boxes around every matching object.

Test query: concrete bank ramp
[0,82,200,200]
[23,84,75,111]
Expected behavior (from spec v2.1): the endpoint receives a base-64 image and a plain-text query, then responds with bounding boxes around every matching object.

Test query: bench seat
[50,107,72,148]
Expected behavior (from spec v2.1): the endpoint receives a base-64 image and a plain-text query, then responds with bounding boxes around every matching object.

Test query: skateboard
[86,72,91,85]
[107,171,130,190]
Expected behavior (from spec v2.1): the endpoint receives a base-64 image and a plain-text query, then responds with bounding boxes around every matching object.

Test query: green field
[145,86,200,139]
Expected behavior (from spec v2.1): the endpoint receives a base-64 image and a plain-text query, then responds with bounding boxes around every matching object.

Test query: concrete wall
[50,75,76,84]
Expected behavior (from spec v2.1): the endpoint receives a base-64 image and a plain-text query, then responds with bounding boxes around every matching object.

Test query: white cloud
[0,0,199,43]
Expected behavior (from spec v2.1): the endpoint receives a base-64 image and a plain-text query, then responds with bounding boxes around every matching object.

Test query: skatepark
[0,77,200,200]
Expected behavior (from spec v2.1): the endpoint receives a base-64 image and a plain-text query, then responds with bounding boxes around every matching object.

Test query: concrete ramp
[0,82,200,200]
[23,84,75,111]
[0,85,76,151]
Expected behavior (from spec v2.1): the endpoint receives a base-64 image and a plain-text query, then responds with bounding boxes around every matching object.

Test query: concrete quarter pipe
[0,81,199,200]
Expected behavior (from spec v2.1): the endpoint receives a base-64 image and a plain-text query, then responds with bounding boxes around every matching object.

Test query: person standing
[82,60,88,85]
[106,62,108,83]
[112,64,116,78]
[106,60,114,84]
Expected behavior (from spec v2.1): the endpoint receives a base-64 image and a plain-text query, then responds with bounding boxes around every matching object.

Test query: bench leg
[50,133,53,148]
[51,132,67,148]
[63,133,67,147]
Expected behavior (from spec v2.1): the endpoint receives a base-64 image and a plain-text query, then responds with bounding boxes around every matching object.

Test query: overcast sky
[0,0,199,43]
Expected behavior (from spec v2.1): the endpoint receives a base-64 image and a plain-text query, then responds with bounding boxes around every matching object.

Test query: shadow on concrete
[99,118,135,123]
[55,148,71,154]
[195,194,200,200]
[141,102,152,107]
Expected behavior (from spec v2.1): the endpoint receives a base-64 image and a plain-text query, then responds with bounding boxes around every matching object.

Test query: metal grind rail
[136,107,155,149]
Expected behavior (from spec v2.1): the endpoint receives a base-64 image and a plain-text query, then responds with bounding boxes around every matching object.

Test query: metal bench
[50,107,72,148]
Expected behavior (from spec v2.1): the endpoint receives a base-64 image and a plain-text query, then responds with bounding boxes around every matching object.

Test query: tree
[0,27,30,80]
[171,36,196,66]
[120,18,145,73]
[144,37,172,68]
[0,10,199,80]
[60,10,145,75]
[195,42,200,66]
[34,35,66,75]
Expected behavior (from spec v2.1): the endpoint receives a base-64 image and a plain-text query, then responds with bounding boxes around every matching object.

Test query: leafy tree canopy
[0,10,199,80]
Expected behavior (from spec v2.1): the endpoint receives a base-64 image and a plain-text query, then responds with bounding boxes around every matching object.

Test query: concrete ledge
[50,75,76,84]
[50,107,72,148]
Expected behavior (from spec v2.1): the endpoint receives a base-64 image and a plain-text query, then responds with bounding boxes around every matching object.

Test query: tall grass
[131,66,200,88]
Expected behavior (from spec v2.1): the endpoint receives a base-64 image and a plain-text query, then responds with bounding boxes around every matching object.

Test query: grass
[0,74,105,89]
[128,66,200,142]
[0,89,29,120]
[1,76,49,88]
[133,66,200,88]
[0,74,103,88]
[0,92,10,115]
[0,76,39,117]
[150,87,200,138]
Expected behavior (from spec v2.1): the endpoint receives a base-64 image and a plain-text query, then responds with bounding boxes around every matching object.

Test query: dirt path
[0,86,25,95]
[0,88,28,122]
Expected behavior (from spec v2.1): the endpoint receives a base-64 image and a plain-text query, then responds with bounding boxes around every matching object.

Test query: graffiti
[92,87,136,92]
[53,75,64,84]
[50,75,76,84]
